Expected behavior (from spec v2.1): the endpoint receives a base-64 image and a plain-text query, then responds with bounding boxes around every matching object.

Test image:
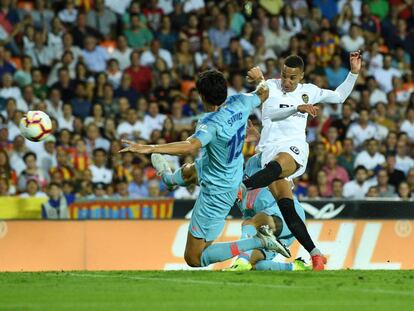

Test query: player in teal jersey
[153,152,310,271]
[120,69,290,267]
[225,153,310,271]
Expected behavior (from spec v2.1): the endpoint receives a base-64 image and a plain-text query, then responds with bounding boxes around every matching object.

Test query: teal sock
[255,260,293,271]
[161,167,186,187]
[241,224,257,238]
[237,225,257,262]
[200,238,262,267]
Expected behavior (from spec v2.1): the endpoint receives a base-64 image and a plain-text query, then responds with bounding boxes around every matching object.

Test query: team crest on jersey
[290,146,300,155]
[302,94,309,103]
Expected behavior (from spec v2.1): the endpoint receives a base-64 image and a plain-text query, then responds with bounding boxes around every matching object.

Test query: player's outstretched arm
[263,103,319,121]
[119,138,201,156]
[318,50,361,104]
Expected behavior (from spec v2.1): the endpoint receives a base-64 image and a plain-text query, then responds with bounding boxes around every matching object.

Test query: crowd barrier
[0,220,413,271]
[0,197,413,220]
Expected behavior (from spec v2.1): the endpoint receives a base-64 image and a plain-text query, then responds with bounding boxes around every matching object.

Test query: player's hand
[350,50,362,74]
[246,66,264,84]
[297,104,319,117]
[245,119,260,142]
[119,140,154,154]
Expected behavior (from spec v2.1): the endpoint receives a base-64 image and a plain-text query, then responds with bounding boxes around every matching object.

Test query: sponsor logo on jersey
[290,146,300,154]
[302,94,309,103]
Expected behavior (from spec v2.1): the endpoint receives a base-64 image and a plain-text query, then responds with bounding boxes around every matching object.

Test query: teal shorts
[189,188,238,242]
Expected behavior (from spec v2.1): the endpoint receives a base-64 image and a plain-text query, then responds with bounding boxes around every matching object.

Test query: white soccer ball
[19,111,53,142]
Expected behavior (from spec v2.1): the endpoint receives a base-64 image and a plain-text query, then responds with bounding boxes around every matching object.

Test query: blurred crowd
[0,0,413,205]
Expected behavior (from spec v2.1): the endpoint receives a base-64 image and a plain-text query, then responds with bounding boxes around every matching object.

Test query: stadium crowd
[0,0,414,207]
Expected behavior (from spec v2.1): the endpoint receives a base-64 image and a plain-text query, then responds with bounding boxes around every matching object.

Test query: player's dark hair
[284,55,304,71]
[196,69,227,106]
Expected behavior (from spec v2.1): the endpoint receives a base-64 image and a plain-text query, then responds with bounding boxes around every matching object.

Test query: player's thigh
[182,163,198,185]
[268,178,294,200]
[274,152,298,177]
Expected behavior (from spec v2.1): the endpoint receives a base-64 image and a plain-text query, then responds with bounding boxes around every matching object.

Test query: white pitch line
[46,272,414,298]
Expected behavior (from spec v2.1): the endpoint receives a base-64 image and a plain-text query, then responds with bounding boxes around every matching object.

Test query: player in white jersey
[242,52,362,270]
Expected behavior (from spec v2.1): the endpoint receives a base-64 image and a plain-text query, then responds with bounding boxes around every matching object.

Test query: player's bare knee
[184,252,201,267]
[182,163,197,184]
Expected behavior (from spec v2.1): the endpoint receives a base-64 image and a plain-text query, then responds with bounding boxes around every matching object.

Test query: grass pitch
[0,270,413,311]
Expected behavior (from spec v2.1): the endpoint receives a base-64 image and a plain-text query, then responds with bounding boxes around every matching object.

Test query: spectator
[174,183,200,199]
[263,15,290,55]
[397,181,412,200]
[52,67,75,103]
[19,179,47,198]
[343,166,371,198]
[82,36,109,74]
[316,170,331,197]
[325,54,348,89]
[70,81,92,120]
[38,135,57,177]
[0,176,10,196]
[365,186,379,198]
[306,184,320,199]
[340,23,364,53]
[110,35,132,71]
[332,179,344,198]
[128,167,149,198]
[125,51,152,94]
[90,148,112,184]
[400,105,414,143]
[49,147,74,181]
[312,28,339,67]
[58,0,78,24]
[354,139,385,177]
[346,108,377,148]
[321,127,343,155]
[323,153,349,193]
[86,0,117,39]
[407,168,414,193]
[0,148,16,194]
[144,101,167,137]
[385,154,406,189]
[373,54,402,93]
[179,13,204,53]
[148,179,161,197]
[0,45,15,80]
[395,140,414,175]
[85,123,110,154]
[156,15,178,53]
[208,14,235,50]
[227,73,247,97]
[13,55,32,87]
[375,168,396,198]
[117,108,147,140]
[9,135,28,175]
[42,182,73,219]
[90,182,108,199]
[113,178,130,198]
[106,59,122,89]
[140,39,173,69]
[124,14,153,49]
[18,152,48,193]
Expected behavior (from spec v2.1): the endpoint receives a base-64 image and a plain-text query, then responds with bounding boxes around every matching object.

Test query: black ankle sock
[278,198,316,253]
[243,160,282,190]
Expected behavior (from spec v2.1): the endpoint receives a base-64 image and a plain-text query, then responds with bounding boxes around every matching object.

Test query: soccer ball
[19,111,53,142]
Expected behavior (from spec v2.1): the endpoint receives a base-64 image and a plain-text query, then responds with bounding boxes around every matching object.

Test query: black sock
[278,198,316,253]
[243,160,282,190]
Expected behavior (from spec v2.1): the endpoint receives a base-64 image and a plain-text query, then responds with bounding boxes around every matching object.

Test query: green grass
[0,270,413,311]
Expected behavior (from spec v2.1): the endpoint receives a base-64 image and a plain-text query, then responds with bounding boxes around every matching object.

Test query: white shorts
[260,140,309,181]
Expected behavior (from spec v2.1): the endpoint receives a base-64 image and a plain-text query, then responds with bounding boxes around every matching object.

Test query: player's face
[281,65,304,92]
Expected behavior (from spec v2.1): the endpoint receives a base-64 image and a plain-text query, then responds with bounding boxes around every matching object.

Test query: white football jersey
[258,78,344,151]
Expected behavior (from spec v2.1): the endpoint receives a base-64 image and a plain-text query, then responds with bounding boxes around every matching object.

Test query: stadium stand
[0,0,413,215]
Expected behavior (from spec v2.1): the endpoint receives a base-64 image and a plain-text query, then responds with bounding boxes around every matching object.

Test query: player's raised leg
[268,178,326,270]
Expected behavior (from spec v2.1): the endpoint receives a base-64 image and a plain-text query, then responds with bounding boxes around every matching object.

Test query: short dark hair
[355,165,367,173]
[284,55,304,71]
[196,69,227,106]
[23,152,37,162]
[93,148,107,156]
